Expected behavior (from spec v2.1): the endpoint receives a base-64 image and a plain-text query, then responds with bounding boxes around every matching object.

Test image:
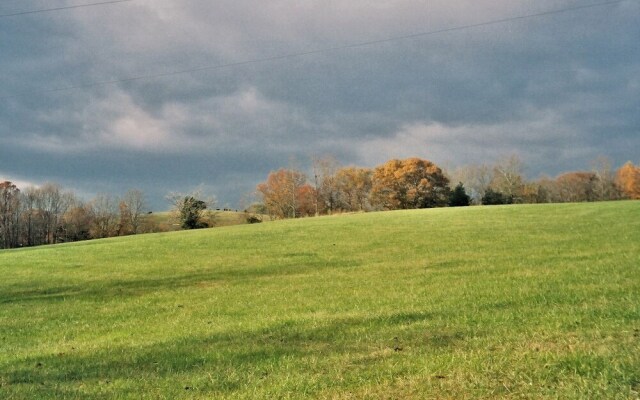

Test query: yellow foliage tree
[370,158,450,210]
[616,162,640,199]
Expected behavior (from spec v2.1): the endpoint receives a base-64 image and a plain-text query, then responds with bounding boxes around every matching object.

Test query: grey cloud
[1,0,638,207]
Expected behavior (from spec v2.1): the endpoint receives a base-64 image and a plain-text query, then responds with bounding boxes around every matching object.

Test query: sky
[1,0,639,209]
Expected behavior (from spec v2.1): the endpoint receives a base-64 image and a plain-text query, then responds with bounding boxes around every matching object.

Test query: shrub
[449,182,471,207]
[482,188,513,205]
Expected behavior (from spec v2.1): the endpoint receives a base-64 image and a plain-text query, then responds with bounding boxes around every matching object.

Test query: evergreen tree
[449,182,471,207]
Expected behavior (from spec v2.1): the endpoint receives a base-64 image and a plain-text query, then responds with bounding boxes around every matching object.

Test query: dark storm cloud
[1,0,638,207]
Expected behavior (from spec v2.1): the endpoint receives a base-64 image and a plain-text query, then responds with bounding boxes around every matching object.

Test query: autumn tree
[313,155,341,215]
[554,172,597,202]
[334,166,373,212]
[532,176,558,204]
[256,169,312,219]
[540,176,560,203]
[520,182,545,204]
[295,184,317,218]
[370,158,450,210]
[616,161,640,199]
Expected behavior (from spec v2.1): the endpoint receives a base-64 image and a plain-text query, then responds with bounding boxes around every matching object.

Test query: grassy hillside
[1,202,639,399]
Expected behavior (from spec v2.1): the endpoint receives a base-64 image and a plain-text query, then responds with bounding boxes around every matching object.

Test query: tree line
[254,156,640,219]
[0,182,227,249]
[1,156,639,248]
[0,184,155,249]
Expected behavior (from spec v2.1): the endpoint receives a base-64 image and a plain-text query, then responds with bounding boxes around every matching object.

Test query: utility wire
[0,0,133,18]
[3,0,630,99]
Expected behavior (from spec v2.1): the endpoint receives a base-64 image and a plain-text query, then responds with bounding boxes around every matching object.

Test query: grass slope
[0,202,639,399]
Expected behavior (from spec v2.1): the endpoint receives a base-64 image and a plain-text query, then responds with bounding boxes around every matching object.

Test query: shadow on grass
[1,310,452,398]
[0,255,358,305]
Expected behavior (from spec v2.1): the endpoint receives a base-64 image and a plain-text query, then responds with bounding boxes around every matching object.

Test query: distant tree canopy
[256,169,315,219]
[555,172,598,202]
[0,182,154,249]
[2,155,634,249]
[334,167,372,212]
[255,157,450,217]
[616,161,640,199]
[253,155,633,219]
[370,158,450,210]
[449,155,627,206]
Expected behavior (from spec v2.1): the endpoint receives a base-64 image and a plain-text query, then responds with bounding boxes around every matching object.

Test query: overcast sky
[1,0,638,209]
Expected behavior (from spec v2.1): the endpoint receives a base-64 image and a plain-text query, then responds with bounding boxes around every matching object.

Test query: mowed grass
[0,202,639,399]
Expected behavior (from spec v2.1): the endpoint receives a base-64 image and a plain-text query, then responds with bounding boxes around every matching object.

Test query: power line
[0,0,134,18]
[3,0,630,99]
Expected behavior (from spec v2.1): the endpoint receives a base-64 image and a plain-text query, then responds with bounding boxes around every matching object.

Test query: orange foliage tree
[370,158,450,210]
[616,161,640,199]
[256,169,316,219]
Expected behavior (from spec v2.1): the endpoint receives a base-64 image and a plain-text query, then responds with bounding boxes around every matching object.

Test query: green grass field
[1,202,639,399]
